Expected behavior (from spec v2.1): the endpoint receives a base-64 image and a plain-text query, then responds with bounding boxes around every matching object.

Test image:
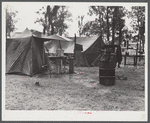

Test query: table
[48,56,67,74]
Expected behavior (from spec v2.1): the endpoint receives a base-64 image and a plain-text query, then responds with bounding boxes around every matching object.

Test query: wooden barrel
[99,54,116,86]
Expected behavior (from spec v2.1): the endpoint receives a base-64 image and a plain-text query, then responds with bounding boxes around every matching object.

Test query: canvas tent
[44,35,82,54]
[6,28,51,76]
[69,35,105,66]
[45,35,105,66]
[30,29,46,38]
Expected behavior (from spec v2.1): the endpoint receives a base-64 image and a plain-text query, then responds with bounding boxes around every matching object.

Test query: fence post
[136,43,138,65]
[124,56,126,66]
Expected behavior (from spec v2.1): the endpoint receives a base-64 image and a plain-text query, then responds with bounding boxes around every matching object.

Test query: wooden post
[60,59,63,73]
[136,43,138,65]
[124,56,126,66]
[127,40,129,49]
[74,34,76,60]
[134,56,136,66]
[69,59,74,74]
[142,34,145,53]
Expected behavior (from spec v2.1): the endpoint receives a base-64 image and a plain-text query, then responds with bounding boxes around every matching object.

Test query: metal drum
[99,53,116,86]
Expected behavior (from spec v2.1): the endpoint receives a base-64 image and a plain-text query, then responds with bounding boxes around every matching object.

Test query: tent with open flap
[44,34,82,54]
[6,29,82,76]
[45,35,105,66]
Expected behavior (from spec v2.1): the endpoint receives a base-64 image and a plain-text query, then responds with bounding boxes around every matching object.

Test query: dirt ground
[5,58,145,111]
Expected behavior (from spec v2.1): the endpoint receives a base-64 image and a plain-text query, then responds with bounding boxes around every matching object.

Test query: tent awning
[42,34,73,42]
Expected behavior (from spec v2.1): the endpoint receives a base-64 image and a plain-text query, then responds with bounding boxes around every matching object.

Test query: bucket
[56,49,64,56]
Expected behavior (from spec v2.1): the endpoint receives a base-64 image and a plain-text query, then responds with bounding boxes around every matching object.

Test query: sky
[3,2,145,37]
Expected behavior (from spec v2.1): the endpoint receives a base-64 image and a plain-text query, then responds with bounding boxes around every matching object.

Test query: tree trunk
[6,9,7,38]
[107,7,109,43]
[119,27,122,45]
[112,9,115,45]
[51,24,54,35]
[143,35,145,52]
[6,25,7,38]
[112,7,118,45]
[137,7,140,52]
[112,19,115,45]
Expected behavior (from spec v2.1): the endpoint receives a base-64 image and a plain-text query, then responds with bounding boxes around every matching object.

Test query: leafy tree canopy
[127,6,145,33]
[6,6,18,37]
[82,6,126,45]
[35,5,72,36]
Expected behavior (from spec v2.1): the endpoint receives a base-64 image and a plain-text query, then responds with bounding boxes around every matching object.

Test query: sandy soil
[5,61,145,111]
